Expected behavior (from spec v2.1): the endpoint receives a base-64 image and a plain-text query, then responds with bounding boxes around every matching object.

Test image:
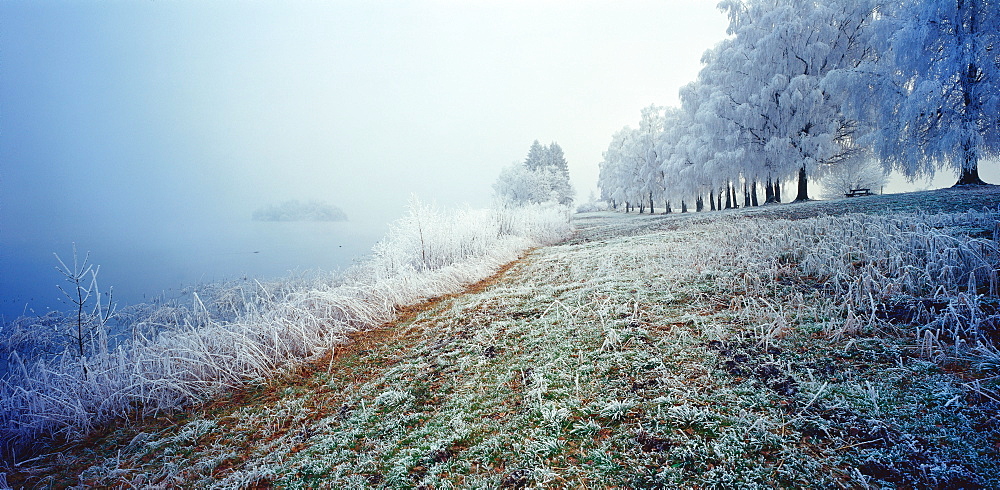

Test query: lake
[0,218,388,322]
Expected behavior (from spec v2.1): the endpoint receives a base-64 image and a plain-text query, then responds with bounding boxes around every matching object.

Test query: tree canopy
[850,0,1000,185]
[495,141,575,206]
[598,0,996,213]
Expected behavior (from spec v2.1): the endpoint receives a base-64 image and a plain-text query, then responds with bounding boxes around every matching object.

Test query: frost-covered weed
[0,200,572,459]
[599,399,637,421]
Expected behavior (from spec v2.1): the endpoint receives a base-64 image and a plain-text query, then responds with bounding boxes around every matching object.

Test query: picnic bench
[845,188,873,197]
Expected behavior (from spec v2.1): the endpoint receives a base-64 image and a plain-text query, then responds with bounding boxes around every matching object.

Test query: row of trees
[599,0,998,213]
[494,140,575,206]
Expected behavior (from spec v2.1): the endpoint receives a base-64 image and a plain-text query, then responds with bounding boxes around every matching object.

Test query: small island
[251,200,348,222]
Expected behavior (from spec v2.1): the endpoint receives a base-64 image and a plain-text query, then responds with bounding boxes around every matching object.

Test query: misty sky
[1,1,730,226]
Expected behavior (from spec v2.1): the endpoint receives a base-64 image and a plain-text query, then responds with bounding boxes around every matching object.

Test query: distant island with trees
[251,200,348,222]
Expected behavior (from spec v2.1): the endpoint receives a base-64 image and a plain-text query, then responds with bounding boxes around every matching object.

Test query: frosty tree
[679,63,754,208]
[493,164,557,204]
[710,0,878,201]
[818,158,888,199]
[851,0,999,186]
[657,107,698,211]
[598,107,678,213]
[598,128,631,210]
[595,0,992,210]
[495,141,574,206]
[542,142,575,206]
[524,140,547,171]
[634,105,666,213]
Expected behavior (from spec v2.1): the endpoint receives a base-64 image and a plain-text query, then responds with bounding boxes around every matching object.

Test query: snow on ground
[5,188,1000,488]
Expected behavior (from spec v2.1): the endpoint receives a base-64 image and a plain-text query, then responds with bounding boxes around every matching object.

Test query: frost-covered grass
[698,210,1000,362]
[0,199,571,461]
[5,190,999,488]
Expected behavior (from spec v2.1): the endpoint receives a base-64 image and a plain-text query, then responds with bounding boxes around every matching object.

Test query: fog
[0,1,730,318]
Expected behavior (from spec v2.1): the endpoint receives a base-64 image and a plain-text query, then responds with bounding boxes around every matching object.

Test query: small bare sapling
[54,244,116,359]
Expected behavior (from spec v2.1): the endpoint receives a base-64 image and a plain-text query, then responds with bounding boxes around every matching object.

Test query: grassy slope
[7,187,1000,488]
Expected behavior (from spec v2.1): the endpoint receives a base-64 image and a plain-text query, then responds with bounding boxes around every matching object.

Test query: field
[4,187,1000,488]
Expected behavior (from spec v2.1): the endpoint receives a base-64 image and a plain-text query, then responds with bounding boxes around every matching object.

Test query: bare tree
[54,244,115,359]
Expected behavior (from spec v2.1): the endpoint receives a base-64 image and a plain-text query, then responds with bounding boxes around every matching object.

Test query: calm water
[0,218,388,322]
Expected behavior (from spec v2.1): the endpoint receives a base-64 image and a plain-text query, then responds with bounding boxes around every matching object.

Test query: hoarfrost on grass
[7,197,1000,488]
[0,200,572,459]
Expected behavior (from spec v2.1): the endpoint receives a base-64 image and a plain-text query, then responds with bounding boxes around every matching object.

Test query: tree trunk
[696,196,704,212]
[955,136,987,185]
[764,180,774,204]
[76,280,85,358]
[953,5,988,187]
[649,192,655,214]
[743,183,751,207]
[724,185,732,209]
[709,190,716,211]
[664,200,671,214]
[717,190,723,210]
[681,200,688,213]
[955,164,987,186]
[794,165,809,202]
[751,180,759,206]
[774,180,782,203]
